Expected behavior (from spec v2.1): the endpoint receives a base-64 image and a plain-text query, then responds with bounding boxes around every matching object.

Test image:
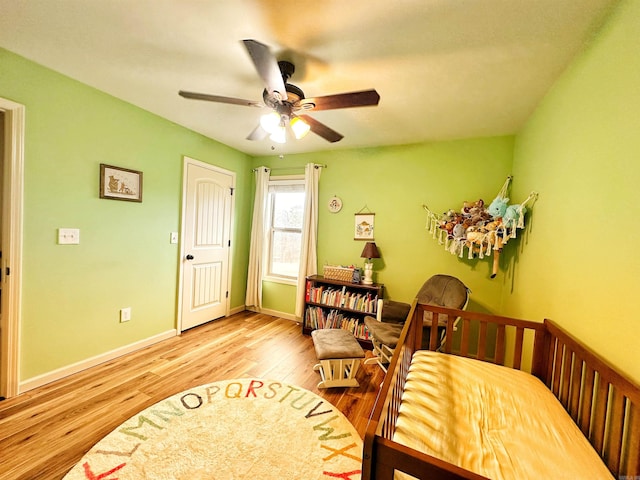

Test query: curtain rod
[252,164,327,173]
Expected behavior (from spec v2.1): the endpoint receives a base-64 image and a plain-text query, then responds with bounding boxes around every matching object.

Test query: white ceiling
[0,0,617,156]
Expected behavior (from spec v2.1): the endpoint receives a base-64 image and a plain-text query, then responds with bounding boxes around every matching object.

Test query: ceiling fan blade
[242,39,286,99]
[246,124,268,141]
[179,90,262,107]
[297,115,344,143]
[297,89,380,111]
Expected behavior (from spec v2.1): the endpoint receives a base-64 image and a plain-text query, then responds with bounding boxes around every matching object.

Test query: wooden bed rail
[543,319,640,476]
[420,303,551,380]
[362,302,640,479]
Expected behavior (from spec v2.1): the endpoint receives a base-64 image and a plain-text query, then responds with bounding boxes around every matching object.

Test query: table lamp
[360,242,380,284]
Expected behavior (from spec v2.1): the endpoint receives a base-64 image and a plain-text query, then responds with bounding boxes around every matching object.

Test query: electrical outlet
[58,228,80,245]
[170,232,178,244]
[120,307,131,323]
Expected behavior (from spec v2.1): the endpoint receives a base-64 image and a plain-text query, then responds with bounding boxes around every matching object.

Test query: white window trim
[262,175,305,286]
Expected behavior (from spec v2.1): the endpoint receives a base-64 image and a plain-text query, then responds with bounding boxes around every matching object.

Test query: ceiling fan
[179,39,380,144]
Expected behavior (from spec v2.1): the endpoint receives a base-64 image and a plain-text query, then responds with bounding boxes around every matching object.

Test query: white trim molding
[177,156,236,332]
[229,305,246,316]
[0,98,25,399]
[19,329,178,393]
[245,305,299,323]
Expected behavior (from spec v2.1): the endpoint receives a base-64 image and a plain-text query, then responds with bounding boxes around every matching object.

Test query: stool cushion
[312,329,365,360]
[364,316,404,348]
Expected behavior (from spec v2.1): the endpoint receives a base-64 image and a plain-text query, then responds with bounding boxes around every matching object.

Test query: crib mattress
[393,350,614,480]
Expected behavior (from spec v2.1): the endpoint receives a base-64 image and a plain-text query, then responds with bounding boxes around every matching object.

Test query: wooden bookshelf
[302,274,383,349]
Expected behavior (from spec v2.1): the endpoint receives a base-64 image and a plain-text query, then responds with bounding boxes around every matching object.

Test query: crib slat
[592,376,609,454]
[428,313,440,350]
[623,402,640,476]
[513,327,524,370]
[605,387,625,474]
[495,324,506,365]
[443,314,455,353]
[477,321,488,360]
[552,341,564,396]
[545,337,557,389]
[559,346,573,405]
[460,318,471,357]
[579,365,596,436]
[531,328,550,381]
[568,354,583,421]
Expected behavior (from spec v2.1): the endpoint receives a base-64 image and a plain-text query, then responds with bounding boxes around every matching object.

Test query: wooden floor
[0,311,385,480]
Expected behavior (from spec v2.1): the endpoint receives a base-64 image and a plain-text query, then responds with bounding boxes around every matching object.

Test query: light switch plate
[120,307,131,322]
[170,232,178,244]
[58,228,80,245]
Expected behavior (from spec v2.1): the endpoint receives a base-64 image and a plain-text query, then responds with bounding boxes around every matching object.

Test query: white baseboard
[245,306,299,323]
[19,307,299,393]
[19,329,178,394]
[229,304,246,316]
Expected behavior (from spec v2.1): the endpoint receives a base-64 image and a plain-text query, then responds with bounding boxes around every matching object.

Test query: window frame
[263,175,305,285]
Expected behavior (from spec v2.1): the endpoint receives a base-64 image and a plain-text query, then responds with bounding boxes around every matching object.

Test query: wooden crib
[362,301,640,479]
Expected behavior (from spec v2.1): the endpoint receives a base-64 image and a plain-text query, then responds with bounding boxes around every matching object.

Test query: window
[264,178,305,283]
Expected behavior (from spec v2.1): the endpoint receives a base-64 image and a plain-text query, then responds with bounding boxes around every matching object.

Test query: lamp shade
[290,116,310,139]
[360,242,380,259]
[269,125,286,144]
[260,111,281,134]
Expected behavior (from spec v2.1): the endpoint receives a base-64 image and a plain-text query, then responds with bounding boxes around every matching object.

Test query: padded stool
[311,329,365,388]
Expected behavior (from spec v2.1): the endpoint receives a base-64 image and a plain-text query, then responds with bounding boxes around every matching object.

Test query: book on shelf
[304,306,371,341]
[307,285,378,314]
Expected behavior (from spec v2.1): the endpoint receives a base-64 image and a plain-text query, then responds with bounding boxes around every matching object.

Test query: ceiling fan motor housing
[263,60,306,112]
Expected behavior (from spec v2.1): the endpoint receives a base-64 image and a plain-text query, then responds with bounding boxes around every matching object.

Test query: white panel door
[180,160,233,331]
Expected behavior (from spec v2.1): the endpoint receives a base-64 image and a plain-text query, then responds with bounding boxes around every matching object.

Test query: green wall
[503,0,639,382]
[254,136,514,314]
[3,0,638,387]
[1,48,253,380]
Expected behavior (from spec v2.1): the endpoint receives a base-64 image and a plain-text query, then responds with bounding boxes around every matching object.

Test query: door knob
[186,254,194,260]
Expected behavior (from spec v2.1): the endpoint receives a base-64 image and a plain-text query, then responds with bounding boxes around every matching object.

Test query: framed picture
[354,213,375,240]
[99,164,143,202]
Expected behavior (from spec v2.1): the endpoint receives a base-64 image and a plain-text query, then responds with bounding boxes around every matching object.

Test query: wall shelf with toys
[423,176,538,277]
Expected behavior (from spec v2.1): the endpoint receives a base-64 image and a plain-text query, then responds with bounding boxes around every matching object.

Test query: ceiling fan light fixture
[259,111,281,134]
[269,126,287,144]
[290,117,311,139]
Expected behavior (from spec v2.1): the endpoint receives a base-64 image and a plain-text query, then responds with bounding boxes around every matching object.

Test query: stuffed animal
[463,199,484,213]
[442,209,456,221]
[485,229,504,249]
[485,219,501,231]
[452,223,466,240]
[488,196,509,218]
[439,210,456,231]
[503,204,526,229]
[465,226,487,245]
[470,209,491,226]
[441,221,454,236]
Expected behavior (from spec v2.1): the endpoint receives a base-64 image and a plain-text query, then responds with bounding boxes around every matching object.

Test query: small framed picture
[354,213,375,240]
[99,164,143,202]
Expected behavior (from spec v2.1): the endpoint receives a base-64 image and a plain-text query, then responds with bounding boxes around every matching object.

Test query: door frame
[0,98,25,399]
[176,156,235,332]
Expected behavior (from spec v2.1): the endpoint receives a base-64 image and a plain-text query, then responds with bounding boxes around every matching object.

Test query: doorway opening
[0,98,25,399]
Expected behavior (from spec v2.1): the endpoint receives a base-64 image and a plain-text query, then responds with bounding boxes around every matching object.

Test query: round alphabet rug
[63,378,362,479]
